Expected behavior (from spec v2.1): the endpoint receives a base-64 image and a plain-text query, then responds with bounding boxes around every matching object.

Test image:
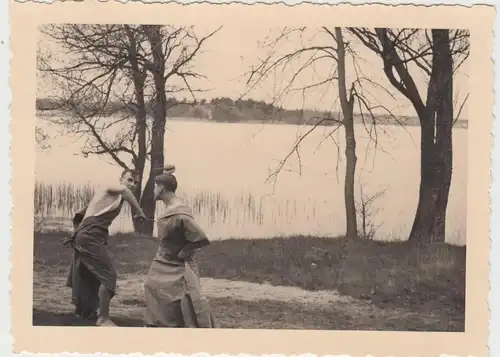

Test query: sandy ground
[34,271,362,311]
[32,271,446,330]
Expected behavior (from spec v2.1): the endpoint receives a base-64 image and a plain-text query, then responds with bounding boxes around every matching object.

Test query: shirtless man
[65,169,147,326]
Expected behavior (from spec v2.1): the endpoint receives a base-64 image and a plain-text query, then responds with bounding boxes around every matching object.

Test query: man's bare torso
[83,188,122,220]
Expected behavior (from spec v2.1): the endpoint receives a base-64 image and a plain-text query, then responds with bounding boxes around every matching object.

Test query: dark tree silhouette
[349,28,469,244]
[38,24,220,234]
[245,27,399,238]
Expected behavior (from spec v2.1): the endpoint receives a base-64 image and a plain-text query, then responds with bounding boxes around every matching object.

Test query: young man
[65,169,147,326]
[143,168,216,328]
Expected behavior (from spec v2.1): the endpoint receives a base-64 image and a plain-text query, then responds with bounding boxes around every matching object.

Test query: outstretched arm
[106,184,146,218]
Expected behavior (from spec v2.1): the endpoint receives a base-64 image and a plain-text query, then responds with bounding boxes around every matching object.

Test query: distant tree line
[36,96,468,129]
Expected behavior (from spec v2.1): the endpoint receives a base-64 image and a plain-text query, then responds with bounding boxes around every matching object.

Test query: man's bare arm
[106,184,146,216]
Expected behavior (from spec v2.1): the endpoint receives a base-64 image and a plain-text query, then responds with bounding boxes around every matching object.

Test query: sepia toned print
[10,2,493,356]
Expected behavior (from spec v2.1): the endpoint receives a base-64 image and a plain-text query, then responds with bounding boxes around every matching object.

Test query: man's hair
[155,174,178,193]
[121,169,138,179]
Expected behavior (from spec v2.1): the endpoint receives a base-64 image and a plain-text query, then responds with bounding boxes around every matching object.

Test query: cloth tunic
[65,196,124,319]
[144,204,216,328]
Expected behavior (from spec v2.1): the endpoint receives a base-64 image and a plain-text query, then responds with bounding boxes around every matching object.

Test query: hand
[177,250,193,261]
[134,212,147,224]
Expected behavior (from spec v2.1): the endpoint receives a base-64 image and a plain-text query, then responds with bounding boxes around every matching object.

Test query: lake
[35,117,468,245]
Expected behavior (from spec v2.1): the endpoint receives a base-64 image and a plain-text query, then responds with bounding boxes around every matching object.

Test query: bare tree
[356,183,386,239]
[349,28,469,244]
[245,27,398,238]
[38,24,220,234]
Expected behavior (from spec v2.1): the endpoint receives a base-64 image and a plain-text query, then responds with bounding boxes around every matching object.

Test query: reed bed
[34,181,300,233]
[32,182,466,246]
[34,182,95,218]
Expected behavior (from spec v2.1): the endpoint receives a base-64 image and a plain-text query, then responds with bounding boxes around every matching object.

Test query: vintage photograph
[32,21,469,331]
[8,1,494,355]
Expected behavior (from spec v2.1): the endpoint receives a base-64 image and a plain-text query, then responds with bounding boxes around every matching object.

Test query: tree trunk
[139,176,156,235]
[408,122,441,244]
[141,25,168,236]
[408,29,453,245]
[357,28,454,245]
[335,27,358,238]
[124,25,152,234]
[344,115,358,238]
[130,90,150,234]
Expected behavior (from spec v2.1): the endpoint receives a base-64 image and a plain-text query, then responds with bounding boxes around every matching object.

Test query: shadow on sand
[32,308,144,327]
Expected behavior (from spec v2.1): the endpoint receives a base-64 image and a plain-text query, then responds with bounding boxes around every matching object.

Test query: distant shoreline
[36,108,469,129]
[35,96,469,129]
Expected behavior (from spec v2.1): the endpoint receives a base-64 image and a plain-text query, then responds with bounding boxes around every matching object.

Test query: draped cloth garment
[144,204,216,328]
[65,196,124,319]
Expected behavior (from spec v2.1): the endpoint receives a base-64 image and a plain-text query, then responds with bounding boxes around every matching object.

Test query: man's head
[154,173,178,202]
[120,169,139,191]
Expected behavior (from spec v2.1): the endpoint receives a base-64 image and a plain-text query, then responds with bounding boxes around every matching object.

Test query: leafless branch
[454,92,469,126]
[38,24,218,170]
[244,27,399,187]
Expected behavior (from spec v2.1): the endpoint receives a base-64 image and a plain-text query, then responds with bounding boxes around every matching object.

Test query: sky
[37,24,469,120]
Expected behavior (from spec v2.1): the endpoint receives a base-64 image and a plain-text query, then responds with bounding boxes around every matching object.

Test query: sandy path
[118,275,361,307]
[200,278,357,305]
[33,271,434,325]
[33,271,357,308]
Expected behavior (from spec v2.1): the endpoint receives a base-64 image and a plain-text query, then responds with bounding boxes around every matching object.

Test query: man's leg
[96,285,116,326]
[91,243,118,326]
[77,262,100,320]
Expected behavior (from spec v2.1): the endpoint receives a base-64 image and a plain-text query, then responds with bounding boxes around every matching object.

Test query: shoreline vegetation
[34,180,467,246]
[34,181,266,231]
[36,97,469,129]
[33,230,465,330]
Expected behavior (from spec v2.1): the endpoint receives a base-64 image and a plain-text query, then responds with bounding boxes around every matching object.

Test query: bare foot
[96,317,117,327]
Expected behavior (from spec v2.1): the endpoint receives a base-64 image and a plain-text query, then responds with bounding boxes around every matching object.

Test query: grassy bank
[34,230,465,322]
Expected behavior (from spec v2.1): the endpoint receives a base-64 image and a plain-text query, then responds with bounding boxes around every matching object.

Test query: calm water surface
[35,117,468,245]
